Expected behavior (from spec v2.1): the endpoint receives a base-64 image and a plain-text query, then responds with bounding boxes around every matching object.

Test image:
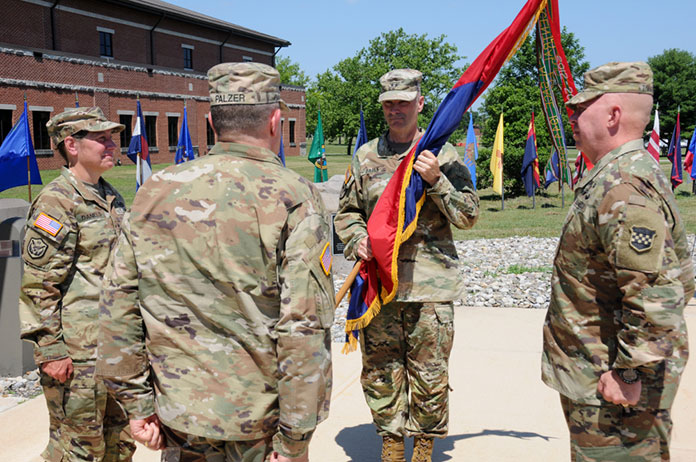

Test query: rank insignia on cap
[34,213,63,236]
[320,242,332,276]
[27,237,49,259]
[629,226,656,253]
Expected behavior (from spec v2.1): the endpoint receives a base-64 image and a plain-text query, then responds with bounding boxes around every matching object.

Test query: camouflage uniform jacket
[96,142,334,458]
[335,131,479,301]
[19,167,126,364]
[542,139,694,409]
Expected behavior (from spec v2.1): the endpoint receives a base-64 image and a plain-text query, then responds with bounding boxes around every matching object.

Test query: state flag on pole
[463,113,479,189]
[647,106,661,162]
[521,112,540,197]
[544,150,560,189]
[278,133,286,166]
[127,100,152,190]
[685,125,696,180]
[353,108,368,157]
[490,113,504,196]
[175,106,195,164]
[666,111,682,189]
[0,101,42,193]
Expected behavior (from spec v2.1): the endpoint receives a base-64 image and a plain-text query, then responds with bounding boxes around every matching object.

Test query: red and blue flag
[343,0,554,351]
[521,112,540,196]
[667,111,682,189]
[683,124,696,180]
[127,100,151,190]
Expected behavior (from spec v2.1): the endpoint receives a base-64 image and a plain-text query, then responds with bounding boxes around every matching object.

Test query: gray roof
[117,0,290,47]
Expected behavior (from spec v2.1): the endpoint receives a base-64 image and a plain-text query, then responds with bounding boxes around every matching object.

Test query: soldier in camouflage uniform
[541,62,695,461]
[19,107,135,462]
[334,69,479,462]
[96,62,334,462]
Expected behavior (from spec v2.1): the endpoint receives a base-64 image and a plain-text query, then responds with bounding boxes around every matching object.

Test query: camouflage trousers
[560,394,672,461]
[40,363,135,462]
[162,425,274,462]
[359,301,454,438]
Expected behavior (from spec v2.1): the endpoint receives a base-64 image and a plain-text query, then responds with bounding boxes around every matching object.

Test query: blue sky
[170,0,695,80]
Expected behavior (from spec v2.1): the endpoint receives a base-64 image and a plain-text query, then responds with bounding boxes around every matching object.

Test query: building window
[145,115,157,148]
[99,31,113,57]
[32,111,51,150]
[183,47,193,70]
[0,110,12,145]
[289,119,296,145]
[206,117,215,147]
[119,114,132,150]
[168,116,178,148]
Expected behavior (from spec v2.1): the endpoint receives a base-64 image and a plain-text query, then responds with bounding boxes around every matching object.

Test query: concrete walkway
[3,305,696,461]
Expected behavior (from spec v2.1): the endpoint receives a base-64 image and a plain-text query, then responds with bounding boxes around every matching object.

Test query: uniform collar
[575,139,644,190]
[208,142,283,166]
[61,167,117,210]
[377,129,424,159]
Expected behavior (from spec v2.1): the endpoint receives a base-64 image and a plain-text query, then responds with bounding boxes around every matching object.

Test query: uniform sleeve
[274,194,334,459]
[597,183,690,371]
[426,145,479,230]
[19,198,77,364]
[96,214,155,419]
[334,157,368,260]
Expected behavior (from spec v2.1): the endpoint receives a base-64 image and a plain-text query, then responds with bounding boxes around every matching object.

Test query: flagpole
[335,261,362,309]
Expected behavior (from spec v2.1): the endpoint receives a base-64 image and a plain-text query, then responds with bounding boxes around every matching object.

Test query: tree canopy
[275,55,311,87]
[306,28,465,153]
[648,48,696,140]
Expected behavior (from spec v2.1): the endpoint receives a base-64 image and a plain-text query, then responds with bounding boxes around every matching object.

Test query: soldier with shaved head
[542,62,694,461]
[96,63,334,462]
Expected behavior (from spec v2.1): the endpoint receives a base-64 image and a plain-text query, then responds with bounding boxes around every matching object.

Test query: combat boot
[412,436,434,462]
[380,435,406,462]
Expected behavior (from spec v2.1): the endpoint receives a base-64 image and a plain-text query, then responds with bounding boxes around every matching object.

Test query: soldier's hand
[41,357,74,383]
[270,451,309,462]
[357,236,373,261]
[130,414,165,450]
[413,150,441,186]
[597,370,641,406]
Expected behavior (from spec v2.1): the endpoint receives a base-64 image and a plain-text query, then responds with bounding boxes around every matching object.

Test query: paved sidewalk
[2,305,695,461]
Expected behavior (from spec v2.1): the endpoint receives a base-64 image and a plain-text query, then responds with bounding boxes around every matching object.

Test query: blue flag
[353,108,368,157]
[175,106,195,164]
[278,133,286,166]
[544,150,560,189]
[667,111,682,189]
[0,101,42,193]
[462,112,478,189]
[521,112,540,197]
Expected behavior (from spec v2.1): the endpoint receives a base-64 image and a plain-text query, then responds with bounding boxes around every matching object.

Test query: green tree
[306,28,465,154]
[275,55,310,87]
[478,28,589,196]
[648,49,696,141]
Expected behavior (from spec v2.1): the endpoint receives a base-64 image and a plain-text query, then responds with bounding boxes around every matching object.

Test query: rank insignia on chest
[34,212,63,236]
[320,242,332,276]
[629,226,656,253]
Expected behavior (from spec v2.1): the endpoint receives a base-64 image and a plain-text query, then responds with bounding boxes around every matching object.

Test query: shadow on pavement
[335,424,557,461]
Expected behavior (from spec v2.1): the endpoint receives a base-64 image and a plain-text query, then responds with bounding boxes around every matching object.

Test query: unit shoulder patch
[320,241,332,276]
[629,226,656,253]
[27,238,48,259]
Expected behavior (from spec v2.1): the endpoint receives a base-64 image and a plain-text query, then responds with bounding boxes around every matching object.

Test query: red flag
[647,106,661,162]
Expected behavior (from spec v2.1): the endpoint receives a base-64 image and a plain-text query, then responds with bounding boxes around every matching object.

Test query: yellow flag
[490,113,504,195]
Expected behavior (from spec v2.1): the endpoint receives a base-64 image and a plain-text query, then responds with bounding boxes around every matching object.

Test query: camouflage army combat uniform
[335,131,479,439]
[20,167,134,462]
[97,141,334,461]
[542,139,695,461]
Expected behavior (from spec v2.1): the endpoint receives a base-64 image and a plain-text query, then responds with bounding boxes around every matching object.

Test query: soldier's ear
[269,108,282,137]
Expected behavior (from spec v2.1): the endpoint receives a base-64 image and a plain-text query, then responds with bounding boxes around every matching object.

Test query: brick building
[0,0,307,171]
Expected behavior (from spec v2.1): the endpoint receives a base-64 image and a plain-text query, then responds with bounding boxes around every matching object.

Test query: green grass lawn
[3,151,694,240]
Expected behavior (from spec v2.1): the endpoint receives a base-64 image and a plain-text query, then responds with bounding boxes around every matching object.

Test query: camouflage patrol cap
[208,62,287,109]
[566,61,653,109]
[46,107,124,146]
[378,69,422,102]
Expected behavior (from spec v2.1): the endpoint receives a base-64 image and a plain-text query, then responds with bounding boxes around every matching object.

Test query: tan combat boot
[381,435,406,462]
[412,436,434,462]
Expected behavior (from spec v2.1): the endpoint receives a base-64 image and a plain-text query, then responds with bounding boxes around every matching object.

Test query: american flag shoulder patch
[34,212,63,237]
[320,241,332,276]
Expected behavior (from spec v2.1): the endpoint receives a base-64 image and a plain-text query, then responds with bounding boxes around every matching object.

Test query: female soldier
[19,107,136,462]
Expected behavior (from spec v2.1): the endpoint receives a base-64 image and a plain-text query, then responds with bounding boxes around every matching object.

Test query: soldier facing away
[96,62,334,462]
[19,107,135,462]
[334,69,479,462]
[541,61,695,461]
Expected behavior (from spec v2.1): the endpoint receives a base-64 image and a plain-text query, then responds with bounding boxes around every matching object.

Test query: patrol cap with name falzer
[208,62,287,110]
[378,69,422,102]
[46,107,125,146]
[566,61,653,109]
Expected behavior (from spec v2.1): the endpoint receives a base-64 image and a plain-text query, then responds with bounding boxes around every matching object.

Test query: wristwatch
[615,368,640,384]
